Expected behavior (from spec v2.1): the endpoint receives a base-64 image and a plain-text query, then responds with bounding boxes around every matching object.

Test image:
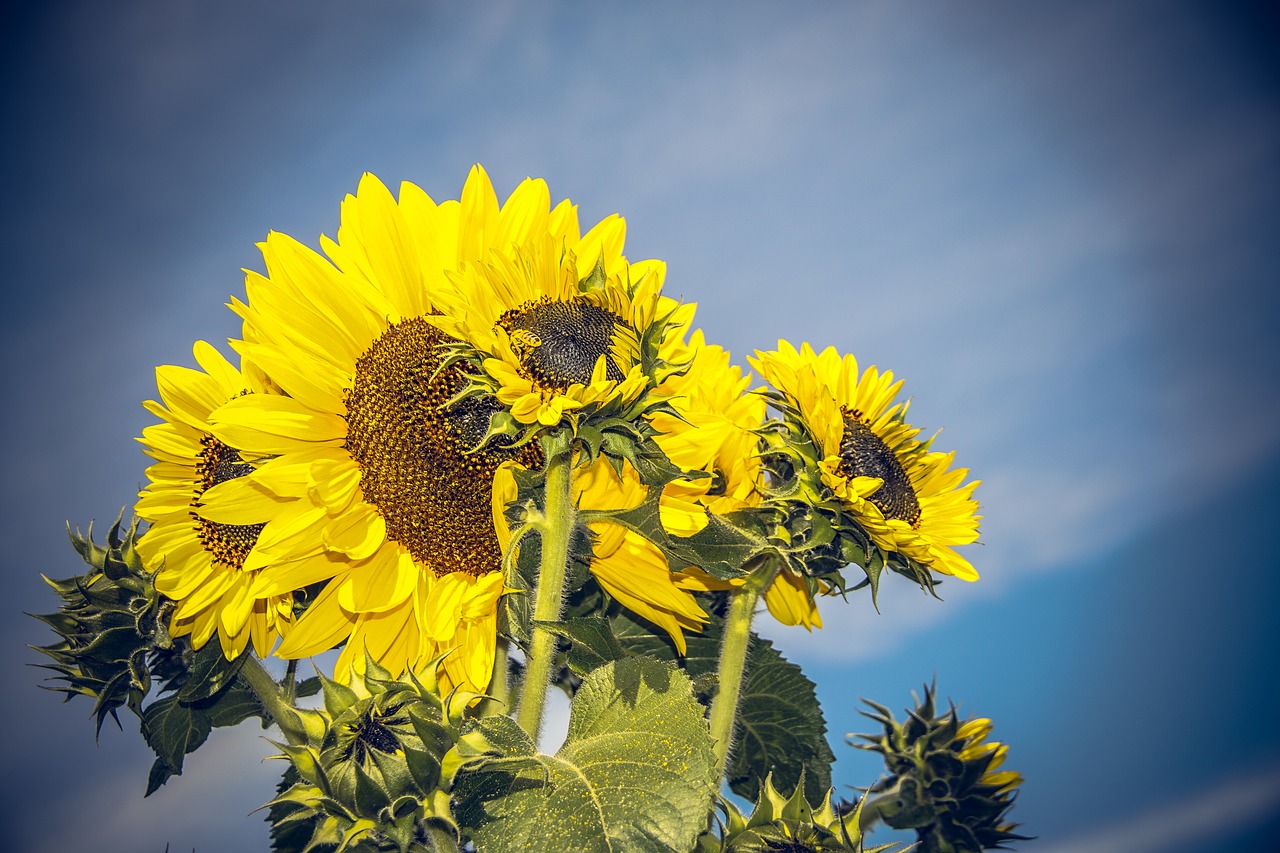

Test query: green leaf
[201,676,269,729]
[534,615,628,677]
[456,657,718,853]
[294,676,322,698]
[268,766,319,853]
[140,694,212,793]
[610,608,835,803]
[605,493,767,580]
[498,531,541,647]
[177,642,246,702]
[145,758,175,797]
[727,635,834,804]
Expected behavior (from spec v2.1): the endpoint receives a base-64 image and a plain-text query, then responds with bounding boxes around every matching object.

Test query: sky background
[3,1,1279,850]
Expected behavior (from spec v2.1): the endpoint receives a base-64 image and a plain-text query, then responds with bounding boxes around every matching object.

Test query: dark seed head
[837,410,921,527]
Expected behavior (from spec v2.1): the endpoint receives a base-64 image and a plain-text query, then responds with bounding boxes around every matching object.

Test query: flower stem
[239,654,306,745]
[515,433,575,742]
[853,785,900,832]
[420,823,462,852]
[708,556,779,778]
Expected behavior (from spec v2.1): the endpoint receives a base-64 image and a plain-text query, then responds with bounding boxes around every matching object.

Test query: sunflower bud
[848,684,1029,853]
[265,655,463,852]
[30,515,180,735]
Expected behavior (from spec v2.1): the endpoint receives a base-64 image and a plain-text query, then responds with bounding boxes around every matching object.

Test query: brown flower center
[194,436,264,568]
[344,317,541,575]
[497,296,631,389]
[837,409,921,527]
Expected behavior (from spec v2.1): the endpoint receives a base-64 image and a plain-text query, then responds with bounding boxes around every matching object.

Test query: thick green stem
[708,557,779,778]
[515,438,575,742]
[239,654,305,745]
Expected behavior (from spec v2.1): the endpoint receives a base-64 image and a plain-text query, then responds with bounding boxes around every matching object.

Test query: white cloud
[1034,764,1280,853]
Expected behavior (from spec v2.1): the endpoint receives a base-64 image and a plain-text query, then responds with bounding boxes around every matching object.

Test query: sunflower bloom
[428,201,691,428]
[750,340,981,581]
[134,341,294,659]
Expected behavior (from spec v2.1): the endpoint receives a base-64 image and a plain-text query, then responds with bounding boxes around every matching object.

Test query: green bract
[700,771,902,853]
[31,515,286,795]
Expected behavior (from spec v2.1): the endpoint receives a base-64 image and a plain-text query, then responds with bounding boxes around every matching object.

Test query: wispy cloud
[1034,764,1280,853]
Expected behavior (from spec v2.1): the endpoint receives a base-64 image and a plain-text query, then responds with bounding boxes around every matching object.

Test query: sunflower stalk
[237,653,307,745]
[708,554,781,779]
[514,429,576,741]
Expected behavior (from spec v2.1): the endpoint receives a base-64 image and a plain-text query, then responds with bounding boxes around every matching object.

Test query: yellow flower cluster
[134,166,981,693]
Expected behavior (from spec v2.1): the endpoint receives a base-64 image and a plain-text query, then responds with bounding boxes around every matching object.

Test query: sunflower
[428,203,689,428]
[134,340,294,659]
[750,341,981,581]
[650,333,825,630]
[201,167,696,690]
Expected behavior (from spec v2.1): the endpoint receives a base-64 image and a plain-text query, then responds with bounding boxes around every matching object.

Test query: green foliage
[728,633,837,806]
[544,605,836,805]
[30,516,276,795]
[454,657,719,853]
[850,683,1030,852]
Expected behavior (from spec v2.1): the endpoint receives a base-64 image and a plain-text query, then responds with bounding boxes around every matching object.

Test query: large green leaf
[727,636,835,804]
[610,608,834,803]
[456,657,718,853]
[141,693,213,794]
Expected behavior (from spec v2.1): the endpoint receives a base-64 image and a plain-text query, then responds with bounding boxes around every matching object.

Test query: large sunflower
[750,341,981,581]
[428,207,689,427]
[650,333,825,630]
[201,167,688,690]
[135,341,294,659]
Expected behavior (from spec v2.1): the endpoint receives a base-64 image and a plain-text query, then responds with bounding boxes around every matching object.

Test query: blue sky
[3,2,1279,850]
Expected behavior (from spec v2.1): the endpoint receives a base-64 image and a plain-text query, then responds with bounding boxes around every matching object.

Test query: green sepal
[319,668,360,717]
[702,771,904,852]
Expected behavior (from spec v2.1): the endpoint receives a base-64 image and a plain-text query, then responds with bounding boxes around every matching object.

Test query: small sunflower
[651,333,825,630]
[750,341,981,581]
[134,340,294,659]
[428,201,690,429]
